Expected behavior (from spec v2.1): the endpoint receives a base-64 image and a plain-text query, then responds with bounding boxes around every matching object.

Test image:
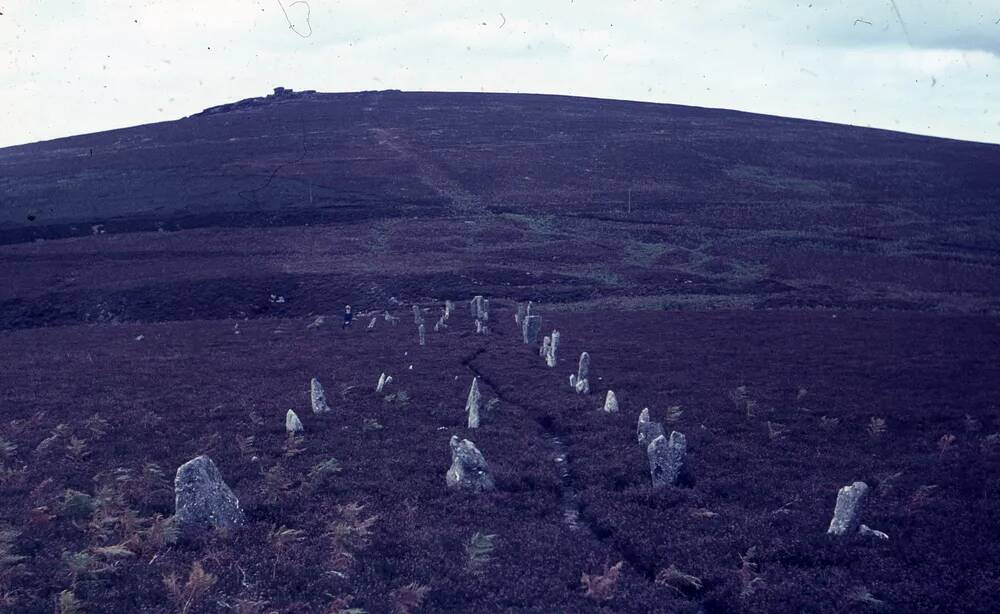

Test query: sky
[1,0,999,147]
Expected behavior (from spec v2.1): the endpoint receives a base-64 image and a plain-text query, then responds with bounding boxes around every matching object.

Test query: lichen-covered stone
[311,378,331,414]
[174,455,244,532]
[286,409,304,433]
[648,431,687,488]
[828,481,869,536]
[446,436,494,491]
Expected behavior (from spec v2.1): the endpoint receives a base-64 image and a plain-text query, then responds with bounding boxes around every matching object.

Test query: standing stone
[466,377,481,428]
[412,305,423,324]
[522,315,542,344]
[603,390,619,413]
[547,330,560,367]
[569,374,577,389]
[828,481,870,536]
[637,408,665,448]
[376,373,387,393]
[311,378,331,414]
[418,323,426,346]
[445,436,495,491]
[286,409,304,434]
[577,352,590,382]
[481,299,490,321]
[470,296,484,318]
[540,336,551,358]
[574,352,590,394]
[648,431,687,488]
[445,300,454,319]
[174,455,244,532]
[516,303,527,326]
[475,320,484,334]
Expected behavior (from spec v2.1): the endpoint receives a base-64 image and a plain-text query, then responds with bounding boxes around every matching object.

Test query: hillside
[2,89,1000,323]
[1,91,999,613]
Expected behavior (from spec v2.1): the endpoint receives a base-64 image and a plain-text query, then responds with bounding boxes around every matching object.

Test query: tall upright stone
[470,295,484,318]
[466,377,482,428]
[445,436,495,491]
[376,372,389,393]
[547,330,560,367]
[286,409,304,434]
[412,304,423,324]
[418,323,426,346]
[573,352,590,394]
[522,315,541,344]
[648,431,687,488]
[603,390,619,413]
[174,455,244,532]
[445,300,454,319]
[540,336,551,358]
[637,408,665,448]
[516,303,527,326]
[828,481,870,536]
[311,378,331,414]
[481,298,490,321]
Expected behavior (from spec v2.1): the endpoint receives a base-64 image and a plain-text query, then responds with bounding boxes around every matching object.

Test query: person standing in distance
[342,305,353,330]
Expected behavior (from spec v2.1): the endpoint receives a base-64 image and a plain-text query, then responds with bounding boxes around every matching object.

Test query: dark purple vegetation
[1,91,999,612]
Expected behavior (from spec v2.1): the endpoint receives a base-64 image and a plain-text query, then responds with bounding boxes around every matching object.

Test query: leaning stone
[522,315,541,344]
[376,372,392,393]
[445,436,495,491]
[859,524,889,540]
[648,431,687,488]
[603,390,619,413]
[311,378,331,414]
[828,481,869,536]
[637,408,665,448]
[174,455,244,532]
[286,409,304,434]
[466,377,482,428]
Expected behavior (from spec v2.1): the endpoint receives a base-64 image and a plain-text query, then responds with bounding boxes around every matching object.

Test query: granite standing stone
[828,481,870,536]
[466,377,482,428]
[286,409,304,434]
[648,431,687,488]
[174,455,244,532]
[603,390,619,413]
[522,315,542,344]
[446,436,495,491]
[311,378,331,414]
